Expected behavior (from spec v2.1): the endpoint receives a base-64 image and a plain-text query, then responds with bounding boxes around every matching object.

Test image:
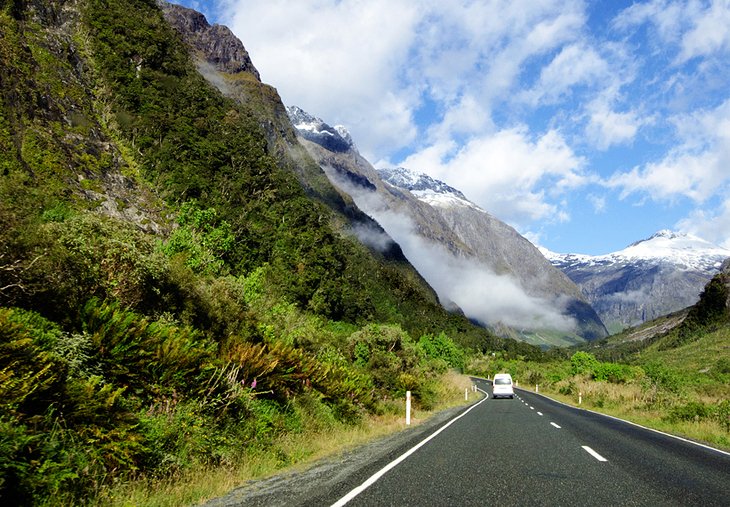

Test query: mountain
[287,105,358,153]
[1,2,550,503]
[287,108,608,347]
[543,231,730,332]
[0,0,538,354]
[578,257,730,363]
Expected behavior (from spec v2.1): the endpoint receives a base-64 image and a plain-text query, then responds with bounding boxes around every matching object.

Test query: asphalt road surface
[205,377,730,506]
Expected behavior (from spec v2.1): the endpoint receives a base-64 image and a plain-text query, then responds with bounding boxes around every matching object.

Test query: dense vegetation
[0,0,539,504]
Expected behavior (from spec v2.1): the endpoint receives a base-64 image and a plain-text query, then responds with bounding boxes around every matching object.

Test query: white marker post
[536,384,539,393]
[406,391,411,425]
[578,392,582,405]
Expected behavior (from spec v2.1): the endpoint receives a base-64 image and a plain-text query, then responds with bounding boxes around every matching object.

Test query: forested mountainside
[0,0,539,503]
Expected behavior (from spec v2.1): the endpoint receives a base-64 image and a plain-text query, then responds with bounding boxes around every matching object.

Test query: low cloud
[327,169,577,333]
[196,61,232,96]
[379,210,576,332]
[349,223,394,253]
[605,287,650,305]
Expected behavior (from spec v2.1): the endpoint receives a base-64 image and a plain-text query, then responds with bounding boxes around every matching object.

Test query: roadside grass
[535,376,730,452]
[97,371,479,507]
[642,326,730,378]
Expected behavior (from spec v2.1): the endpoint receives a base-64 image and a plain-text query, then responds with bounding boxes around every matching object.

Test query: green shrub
[418,332,465,371]
[0,308,66,416]
[162,201,234,276]
[348,324,421,394]
[642,362,683,394]
[80,298,216,398]
[412,379,439,411]
[558,380,576,395]
[570,351,599,376]
[0,415,92,505]
[716,400,730,432]
[715,358,730,375]
[593,362,632,383]
[667,401,713,422]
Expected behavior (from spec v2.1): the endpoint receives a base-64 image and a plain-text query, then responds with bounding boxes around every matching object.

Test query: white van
[492,373,514,399]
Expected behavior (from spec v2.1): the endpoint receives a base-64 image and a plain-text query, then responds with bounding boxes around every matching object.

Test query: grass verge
[529,379,730,453]
[95,371,478,507]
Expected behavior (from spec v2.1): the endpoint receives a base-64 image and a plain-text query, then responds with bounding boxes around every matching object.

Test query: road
[205,377,730,506]
[323,378,730,506]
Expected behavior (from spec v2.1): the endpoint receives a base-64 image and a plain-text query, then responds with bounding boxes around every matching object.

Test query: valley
[1,1,728,505]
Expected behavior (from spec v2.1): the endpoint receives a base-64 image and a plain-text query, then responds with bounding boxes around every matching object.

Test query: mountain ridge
[543,231,730,331]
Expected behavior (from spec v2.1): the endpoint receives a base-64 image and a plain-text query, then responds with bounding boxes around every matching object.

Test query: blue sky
[173,0,730,255]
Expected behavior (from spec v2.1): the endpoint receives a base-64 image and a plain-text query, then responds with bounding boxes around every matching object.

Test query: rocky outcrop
[158,1,261,79]
[287,106,356,153]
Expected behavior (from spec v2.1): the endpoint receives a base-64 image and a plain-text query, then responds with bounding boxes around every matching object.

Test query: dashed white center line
[550,422,561,429]
[530,406,535,410]
[537,412,543,416]
[582,446,607,462]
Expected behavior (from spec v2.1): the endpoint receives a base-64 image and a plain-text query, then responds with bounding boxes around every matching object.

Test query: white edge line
[505,384,730,458]
[330,391,489,507]
[582,445,608,462]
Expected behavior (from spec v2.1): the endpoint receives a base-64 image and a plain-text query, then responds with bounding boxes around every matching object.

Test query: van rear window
[494,378,511,385]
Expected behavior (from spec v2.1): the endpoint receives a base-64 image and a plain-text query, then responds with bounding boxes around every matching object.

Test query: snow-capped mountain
[287,107,607,347]
[378,167,482,211]
[286,106,357,153]
[543,231,730,331]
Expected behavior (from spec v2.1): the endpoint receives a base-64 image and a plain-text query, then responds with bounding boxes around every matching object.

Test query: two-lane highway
[317,377,730,506]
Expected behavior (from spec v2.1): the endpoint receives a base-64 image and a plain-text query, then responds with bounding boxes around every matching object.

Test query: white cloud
[613,0,686,43]
[585,94,644,150]
[676,200,730,249]
[587,194,607,213]
[521,43,609,106]
[221,0,421,159]
[677,0,730,62]
[219,0,588,160]
[328,171,577,332]
[425,94,493,144]
[401,127,586,227]
[607,98,730,203]
[613,0,730,63]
